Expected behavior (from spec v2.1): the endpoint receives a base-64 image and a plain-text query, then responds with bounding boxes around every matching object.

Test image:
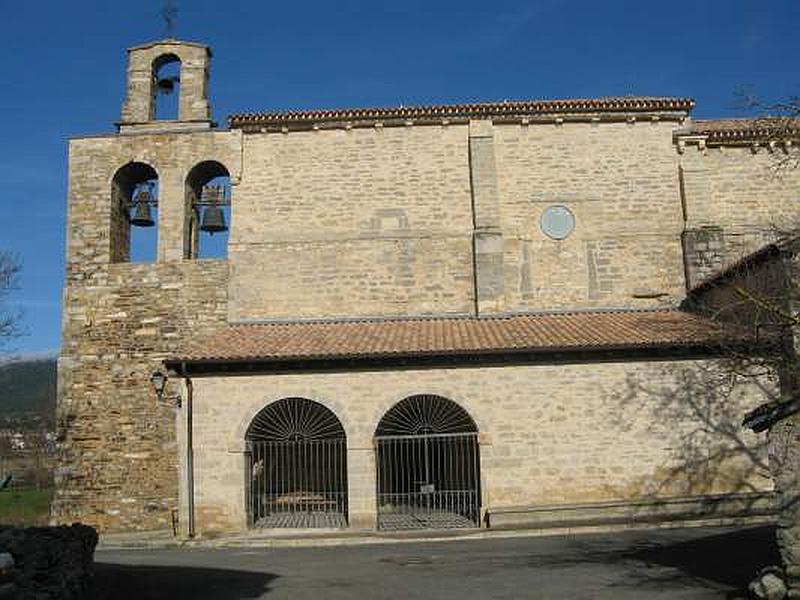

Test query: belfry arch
[110,161,159,263]
[119,40,212,132]
[374,394,481,530]
[245,398,348,528]
[184,160,231,259]
[152,53,181,121]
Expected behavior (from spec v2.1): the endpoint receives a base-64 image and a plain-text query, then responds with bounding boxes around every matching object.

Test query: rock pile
[0,523,98,599]
[750,566,789,600]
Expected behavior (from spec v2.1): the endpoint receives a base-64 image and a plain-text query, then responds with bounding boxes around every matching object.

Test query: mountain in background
[0,355,57,422]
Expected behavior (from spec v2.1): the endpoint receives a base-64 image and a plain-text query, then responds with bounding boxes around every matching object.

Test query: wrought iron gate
[246,398,348,528]
[375,394,481,530]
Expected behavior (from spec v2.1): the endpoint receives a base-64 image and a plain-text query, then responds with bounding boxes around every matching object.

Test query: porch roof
[168,309,747,367]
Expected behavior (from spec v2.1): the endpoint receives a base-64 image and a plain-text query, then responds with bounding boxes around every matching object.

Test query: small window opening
[185,161,231,259]
[153,54,181,121]
[111,162,159,264]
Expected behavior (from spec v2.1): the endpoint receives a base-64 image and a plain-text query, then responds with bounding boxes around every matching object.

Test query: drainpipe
[180,361,195,539]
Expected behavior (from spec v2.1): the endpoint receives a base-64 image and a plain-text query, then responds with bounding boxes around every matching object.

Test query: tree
[625,102,800,595]
[0,250,21,350]
[650,234,800,598]
[736,91,800,173]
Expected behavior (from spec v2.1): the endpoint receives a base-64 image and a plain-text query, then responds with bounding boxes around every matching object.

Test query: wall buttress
[469,120,504,314]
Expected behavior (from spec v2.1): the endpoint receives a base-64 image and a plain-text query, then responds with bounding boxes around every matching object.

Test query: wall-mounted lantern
[150,370,181,408]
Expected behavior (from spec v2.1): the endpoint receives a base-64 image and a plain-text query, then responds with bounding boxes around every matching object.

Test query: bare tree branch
[0,250,22,350]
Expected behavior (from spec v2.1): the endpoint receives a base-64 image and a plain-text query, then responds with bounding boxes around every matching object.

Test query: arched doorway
[374,394,480,530]
[245,398,347,528]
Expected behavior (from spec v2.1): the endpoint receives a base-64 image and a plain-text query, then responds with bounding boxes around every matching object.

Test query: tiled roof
[170,309,742,365]
[687,117,800,142]
[228,97,694,129]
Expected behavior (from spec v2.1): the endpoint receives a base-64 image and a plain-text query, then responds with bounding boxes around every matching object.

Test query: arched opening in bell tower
[110,162,159,263]
[152,53,181,121]
[185,161,231,259]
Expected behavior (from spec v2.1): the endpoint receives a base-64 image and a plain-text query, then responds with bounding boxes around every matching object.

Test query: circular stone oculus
[540,205,575,240]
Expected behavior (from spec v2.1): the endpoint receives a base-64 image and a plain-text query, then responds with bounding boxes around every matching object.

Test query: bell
[200,185,224,205]
[129,190,155,227]
[199,205,227,234]
[156,76,179,95]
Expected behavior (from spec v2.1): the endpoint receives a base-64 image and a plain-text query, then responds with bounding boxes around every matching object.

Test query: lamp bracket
[156,392,182,409]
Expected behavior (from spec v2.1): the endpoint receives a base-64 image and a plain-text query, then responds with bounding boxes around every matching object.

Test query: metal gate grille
[246,398,348,528]
[375,395,480,530]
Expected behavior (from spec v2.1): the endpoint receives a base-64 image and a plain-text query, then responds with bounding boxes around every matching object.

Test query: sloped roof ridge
[693,116,800,127]
[169,307,742,366]
[229,307,679,328]
[127,39,210,52]
[682,116,800,141]
[688,235,800,295]
[228,96,694,125]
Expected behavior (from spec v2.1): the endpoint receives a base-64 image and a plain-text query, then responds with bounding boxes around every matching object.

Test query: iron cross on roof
[162,0,178,39]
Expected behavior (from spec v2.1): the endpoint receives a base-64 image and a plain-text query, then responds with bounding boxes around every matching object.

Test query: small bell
[199,205,227,234]
[129,189,156,227]
[156,75,179,95]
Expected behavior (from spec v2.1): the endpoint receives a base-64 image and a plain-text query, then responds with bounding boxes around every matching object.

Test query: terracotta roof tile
[687,117,800,142]
[228,97,694,129]
[171,309,742,365]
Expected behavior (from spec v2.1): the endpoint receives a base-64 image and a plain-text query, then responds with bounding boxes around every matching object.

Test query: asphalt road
[89,525,780,599]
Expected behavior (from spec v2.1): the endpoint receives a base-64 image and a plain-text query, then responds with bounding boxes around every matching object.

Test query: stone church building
[54,39,800,535]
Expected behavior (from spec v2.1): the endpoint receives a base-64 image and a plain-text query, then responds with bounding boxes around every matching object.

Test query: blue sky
[0,0,798,354]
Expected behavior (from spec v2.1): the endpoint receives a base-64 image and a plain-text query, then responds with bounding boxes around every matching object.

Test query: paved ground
[89,524,780,599]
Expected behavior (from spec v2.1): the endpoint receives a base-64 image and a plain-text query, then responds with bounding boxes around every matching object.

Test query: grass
[0,487,53,526]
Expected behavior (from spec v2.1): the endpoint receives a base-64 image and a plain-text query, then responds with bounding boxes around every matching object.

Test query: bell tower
[118,40,213,133]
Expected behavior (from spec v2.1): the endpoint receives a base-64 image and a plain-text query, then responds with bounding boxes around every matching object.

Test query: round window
[540,205,575,240]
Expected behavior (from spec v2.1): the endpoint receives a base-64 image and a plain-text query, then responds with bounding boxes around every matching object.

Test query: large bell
[199,205,227,234]
[129,190,156,227]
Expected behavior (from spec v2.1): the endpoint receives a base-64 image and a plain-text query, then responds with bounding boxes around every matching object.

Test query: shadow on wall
[613,360,774,499]
[88,564,277,599]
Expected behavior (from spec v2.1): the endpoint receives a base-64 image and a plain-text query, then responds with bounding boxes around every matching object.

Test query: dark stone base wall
[0,524,98,600]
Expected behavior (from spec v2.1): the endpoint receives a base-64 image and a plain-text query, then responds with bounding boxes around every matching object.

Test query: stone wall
[0,524,97,600]
[60,41,800,537]
[57,129,238,531]
[228,123,476,320]
[65,129,241,269]
[120,40,211,128]
[227,118,688,321]
[55,261,228,531]
[680,143,800,288]
[684,244,792,332]
[496,120,686,310]
[188,357,771,534]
